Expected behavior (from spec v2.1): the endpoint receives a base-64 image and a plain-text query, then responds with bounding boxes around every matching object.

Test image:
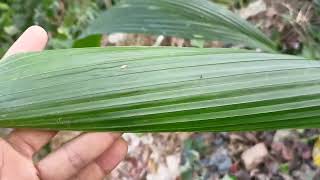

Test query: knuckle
[63,146,86,171]
[8,133,35,158]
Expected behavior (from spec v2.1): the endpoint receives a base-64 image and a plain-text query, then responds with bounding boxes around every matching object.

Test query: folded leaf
[0,47,319,132]
[85,0,277,52]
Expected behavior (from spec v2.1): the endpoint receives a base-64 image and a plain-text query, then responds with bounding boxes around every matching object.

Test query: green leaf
[279,163,289,174]
[0,47,319,132]
[85,0,277,52]
[222,174,237,180]
[0,2,9,10]
[73,34,102,48]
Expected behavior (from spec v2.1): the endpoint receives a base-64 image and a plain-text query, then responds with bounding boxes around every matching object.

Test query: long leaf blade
[0,47,319,132]
[85,0,277,52]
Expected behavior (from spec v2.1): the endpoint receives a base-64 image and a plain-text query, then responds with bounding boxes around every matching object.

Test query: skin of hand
[0,26,128,180]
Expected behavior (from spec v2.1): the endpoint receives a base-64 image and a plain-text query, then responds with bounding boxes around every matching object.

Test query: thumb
[3,25,48,59]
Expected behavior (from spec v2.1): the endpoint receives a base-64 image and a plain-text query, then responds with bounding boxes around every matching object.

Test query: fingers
[4,25,56,159]
[0,139,39,179]
[3,25,48,59]
[95,138,128,174]
[4,26,127,180]
[70,138,128,180]
[7,129,57,158]
[36,132,121,180]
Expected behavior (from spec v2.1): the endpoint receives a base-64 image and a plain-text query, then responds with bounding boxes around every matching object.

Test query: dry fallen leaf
[312,137,320,167]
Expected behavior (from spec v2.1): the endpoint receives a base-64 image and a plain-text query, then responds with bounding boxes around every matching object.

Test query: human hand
[1,26,128,180]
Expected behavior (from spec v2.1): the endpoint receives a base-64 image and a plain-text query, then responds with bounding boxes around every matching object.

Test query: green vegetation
[2,47,320,131]
[1,0,320,131]
[0,0,107,55]
[85,0,277,52]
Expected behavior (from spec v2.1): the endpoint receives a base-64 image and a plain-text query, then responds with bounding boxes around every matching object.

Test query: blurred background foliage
[1,0,320,58]
[0,0,112,55]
